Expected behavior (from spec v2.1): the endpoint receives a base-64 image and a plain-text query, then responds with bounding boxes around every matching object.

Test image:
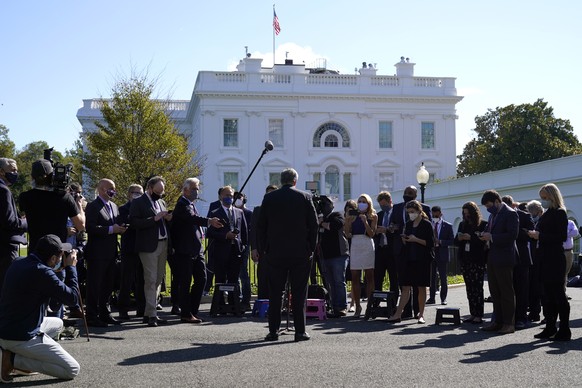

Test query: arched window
[312,122,350,148]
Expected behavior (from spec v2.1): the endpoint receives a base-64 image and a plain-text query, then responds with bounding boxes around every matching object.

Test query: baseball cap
[34,234,72,259]
[31,159,54,179]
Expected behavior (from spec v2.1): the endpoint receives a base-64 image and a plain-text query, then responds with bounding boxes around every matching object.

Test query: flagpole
[272,4,276,66]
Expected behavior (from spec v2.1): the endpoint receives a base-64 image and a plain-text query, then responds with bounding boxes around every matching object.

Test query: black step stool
[364,291,397,320]
[435,307,461,325]
[209,283,243,317]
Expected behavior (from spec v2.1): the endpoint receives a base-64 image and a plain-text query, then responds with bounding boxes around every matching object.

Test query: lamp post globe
[416,162,429,203]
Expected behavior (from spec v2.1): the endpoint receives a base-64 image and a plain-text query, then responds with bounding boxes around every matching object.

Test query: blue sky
[1,0,580,159]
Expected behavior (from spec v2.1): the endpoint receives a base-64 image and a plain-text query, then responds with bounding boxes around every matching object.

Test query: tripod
[278,274,294,335]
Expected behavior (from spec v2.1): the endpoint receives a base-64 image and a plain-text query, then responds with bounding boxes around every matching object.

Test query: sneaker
[425,298,436,305]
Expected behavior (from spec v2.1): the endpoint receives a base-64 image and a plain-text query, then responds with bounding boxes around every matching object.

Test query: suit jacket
[487,203,519,267]
[118,201,137,255]
[0,180,27,245]
[434,220,455,263]
[129,193,170,253]
[257,184,318,263]
[170,196,209,257]
[389,201,431,257]
[250,206,261,252]
[85,197,121,261]
[206,205,248,254]
[374,208,393,249]
[515,208,534,266]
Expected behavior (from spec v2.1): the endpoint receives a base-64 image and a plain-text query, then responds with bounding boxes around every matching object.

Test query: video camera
[305,181,324,215]
[43,147,75,192]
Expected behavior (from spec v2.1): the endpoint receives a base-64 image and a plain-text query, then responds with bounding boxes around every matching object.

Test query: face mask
[132,192,142,199]
[52,256,62,271]
[540,199,551,209]
[408,212,419,221]
[433,217,440,224]
[4,171,18,185]
[151,192,163,201]
[380,205,391,213]
[532,215,540,223]
[403,195,414,203]
[486,205,498,215]
[222,197,233,206]
[234,198,244,208]
[358,203,368,212]
[106,189,117,198]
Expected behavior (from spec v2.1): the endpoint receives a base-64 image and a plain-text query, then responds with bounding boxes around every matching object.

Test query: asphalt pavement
[12,283,582,387]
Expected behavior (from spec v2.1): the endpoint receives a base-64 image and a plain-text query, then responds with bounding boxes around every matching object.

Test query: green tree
[82,72,199,204]
[457,99,582,176]
[0,124,15,158]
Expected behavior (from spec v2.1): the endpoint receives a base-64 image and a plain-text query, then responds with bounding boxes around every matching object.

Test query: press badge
[465,242,470,252]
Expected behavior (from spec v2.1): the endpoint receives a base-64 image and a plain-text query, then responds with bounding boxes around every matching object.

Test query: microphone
[264,140,274,152]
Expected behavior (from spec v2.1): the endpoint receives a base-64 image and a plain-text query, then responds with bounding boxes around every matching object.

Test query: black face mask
[403,195,414,203]
[151,192,164,201]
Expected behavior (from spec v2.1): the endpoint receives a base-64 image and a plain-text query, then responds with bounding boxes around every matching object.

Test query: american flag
[273,10,281,35]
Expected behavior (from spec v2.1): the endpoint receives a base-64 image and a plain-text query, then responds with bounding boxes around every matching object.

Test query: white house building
[77,55,463,212]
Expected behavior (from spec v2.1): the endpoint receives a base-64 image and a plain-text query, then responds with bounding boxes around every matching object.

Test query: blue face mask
[486,205,498,215]
[540,199,551,209]
[380,205,391,213]
[222,197,233,206]
[4,171,18,185]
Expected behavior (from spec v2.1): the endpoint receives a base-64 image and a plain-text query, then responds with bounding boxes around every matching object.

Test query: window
[379,172,394,192]
[421,122,435,149]
[223,172,239,190]
[325,166,340,196]
[379,121,393,149]
[268,119,284,148]
[313,173,321,194]
[269,172,280,187]
[223,119,238,147]
[343,173,351,200]
[313,122,350,148]
[324,134,339,148]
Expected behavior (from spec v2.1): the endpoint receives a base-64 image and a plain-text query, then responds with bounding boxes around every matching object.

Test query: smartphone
[348,209,359,216]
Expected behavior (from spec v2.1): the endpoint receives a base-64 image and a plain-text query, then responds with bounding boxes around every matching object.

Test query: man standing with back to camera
[258,168,319,342]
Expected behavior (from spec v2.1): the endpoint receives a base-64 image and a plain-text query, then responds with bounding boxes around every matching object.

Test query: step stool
[364,291,397,320]
[209,283,243,317]
[435,307,461,325]
[305,299,327,320]
[252,299,269,318]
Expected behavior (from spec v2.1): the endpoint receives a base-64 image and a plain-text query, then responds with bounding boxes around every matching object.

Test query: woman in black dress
[455,202,488,324]
[387,200,434,324]
[528,183,570,341]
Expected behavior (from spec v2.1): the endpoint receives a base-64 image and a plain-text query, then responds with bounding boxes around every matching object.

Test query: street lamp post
[416,162,430,203]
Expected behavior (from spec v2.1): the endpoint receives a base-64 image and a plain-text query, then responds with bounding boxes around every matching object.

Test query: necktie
[434,221,439,246]
[382,211,389,228]
[228,208,235,230]
[154,201,166,237]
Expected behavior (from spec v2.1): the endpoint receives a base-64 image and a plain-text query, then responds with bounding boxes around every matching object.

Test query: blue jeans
[322,255,348,311]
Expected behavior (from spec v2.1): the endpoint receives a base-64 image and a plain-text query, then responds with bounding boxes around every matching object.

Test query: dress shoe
[181,315,202,324]
[387,317,401,324]
[471,318,483,325]
[425,298,436,305]
[295,332,311,342]
[481,322,502,332]
[135,310,145,318]
[101,315,121,325]
[497,325,515,334]
[142,316,149,324]
[534,326,557,339]
[265,332,279,341]
[67,308,84,319]
[463,316,475,323]
[527,314,540,322]
[171,305,181,315]
[552,328,572,341]
[1,348,14,383]
[87,318,108,328]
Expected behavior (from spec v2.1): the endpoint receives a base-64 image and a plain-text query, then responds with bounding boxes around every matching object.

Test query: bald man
[84,179,127,327]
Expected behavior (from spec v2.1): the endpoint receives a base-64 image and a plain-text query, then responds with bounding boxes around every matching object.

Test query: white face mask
[358,203,368,212]
[433,217,440,224]
[234,198,244,208]
[408,212,419,221]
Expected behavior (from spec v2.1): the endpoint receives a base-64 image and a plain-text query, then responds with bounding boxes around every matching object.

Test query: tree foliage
[457,99,582,176]
[0,124,15,158]
[82,72,199,204]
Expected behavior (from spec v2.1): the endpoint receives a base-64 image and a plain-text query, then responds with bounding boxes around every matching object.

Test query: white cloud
[227,42,329,71]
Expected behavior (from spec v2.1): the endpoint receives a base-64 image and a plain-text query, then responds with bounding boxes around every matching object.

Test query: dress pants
[139,239,168,318]
[513,262,530,323]
[487,264,515,325]
[0,317,80,380]
[529,251,543,317]
[174,253,207,316]
[267,258,311,334]
[257,259,269,299]
[86,257,116,320]
[430,259,448,302]
[0,243,19,292]
[374,245,399,293]
[461,261,485,318]
[213,245,241,285]
[118,251,145,314]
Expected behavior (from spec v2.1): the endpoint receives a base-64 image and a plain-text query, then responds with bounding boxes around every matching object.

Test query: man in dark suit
[0,158,27,291]
[203,190,222,295]
[170,178,222,323]
[427,206,455,305]
[234,191,253,310]
[257,168,319,342]
[373,191,397,293]
[250,185,278,299]
[117,184,146,319]
[84,179,127,327]
[502,195,534,330]
[129,176,172,327]
[480,189,519,334]
[206,186,248,294]
[389,185,431,318]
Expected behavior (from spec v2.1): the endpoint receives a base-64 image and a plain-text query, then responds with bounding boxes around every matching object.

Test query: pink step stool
[306,299,327,320]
